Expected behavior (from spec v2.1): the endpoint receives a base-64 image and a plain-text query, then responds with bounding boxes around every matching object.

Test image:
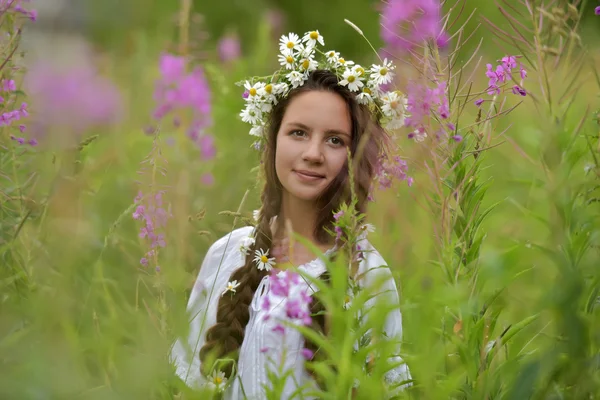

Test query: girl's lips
[294,170,325,182]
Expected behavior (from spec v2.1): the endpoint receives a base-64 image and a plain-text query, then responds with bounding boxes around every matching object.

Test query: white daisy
[339,68,364,92]
[278,51,296,70]
[356,91,372,105]
[352,64,367,79]
[257,84,278,111]
[210,370,227,391]
[243,81,265,103]
[380,91,408,118]
[413,128,428,142]
[253,248,276,271]
[325,50,340,65]
[360,223,375,233]
[385,117,406,130]
[343,289,354,310]
[249,124,264,137]
[222,280,240,296]
[369,59,395,85]
[295,43,315,59]
[302,30,324,48]
[272,82,289,95]
[239,236,255,255]
[240,104,262,124]
[286,70,307,88]
[298,57,318,74]
[252,209,260,222]
[336,57,355,69]
[279,32,301,53]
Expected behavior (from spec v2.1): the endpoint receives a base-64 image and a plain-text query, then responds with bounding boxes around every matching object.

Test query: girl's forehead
[281,91,352,133]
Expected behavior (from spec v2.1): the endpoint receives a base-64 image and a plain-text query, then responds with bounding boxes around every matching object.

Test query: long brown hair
[200,70,390,377]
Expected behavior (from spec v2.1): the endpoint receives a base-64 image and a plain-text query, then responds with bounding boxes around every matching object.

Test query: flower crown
[238,30,408,149]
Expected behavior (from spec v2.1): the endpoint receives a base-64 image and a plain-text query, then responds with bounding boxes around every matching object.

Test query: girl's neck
[277,195,319,243]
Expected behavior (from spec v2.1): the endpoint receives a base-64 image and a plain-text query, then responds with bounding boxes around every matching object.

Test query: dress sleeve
[359,241,412,396]
[170,227,252,389]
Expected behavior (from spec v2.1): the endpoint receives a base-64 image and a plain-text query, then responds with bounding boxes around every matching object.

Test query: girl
[172,32,411,399]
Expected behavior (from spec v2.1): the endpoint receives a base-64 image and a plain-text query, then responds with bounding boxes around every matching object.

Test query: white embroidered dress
[171,226,410,399]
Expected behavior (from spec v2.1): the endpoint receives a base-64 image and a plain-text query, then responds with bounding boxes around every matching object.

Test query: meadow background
[1,0,600,398]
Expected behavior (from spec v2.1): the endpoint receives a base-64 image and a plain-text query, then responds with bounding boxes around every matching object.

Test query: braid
[199,187,280,377]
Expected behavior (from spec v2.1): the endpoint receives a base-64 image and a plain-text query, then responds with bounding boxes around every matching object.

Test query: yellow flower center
[339,58,346,64]
[347,75,356,83]
[390,101,398,108]
[301,59,310,70]
[309,31,319,40]
[214,377,223,384]
[328,51,335,57]
[286,55,294,64]
[363,87,372,94]
[249,88,257,96]
[260,255,268,263]
[265,84,272,94]
[345,295,351,303]
[286,41,294,49]
[380,68,388,76]
[355,67,365,77]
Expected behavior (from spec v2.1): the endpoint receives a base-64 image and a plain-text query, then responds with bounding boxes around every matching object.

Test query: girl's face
[275,90,352,204]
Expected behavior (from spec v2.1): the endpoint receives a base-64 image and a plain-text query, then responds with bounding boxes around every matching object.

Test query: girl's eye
[290,130,306,138]
[327,136,344,146]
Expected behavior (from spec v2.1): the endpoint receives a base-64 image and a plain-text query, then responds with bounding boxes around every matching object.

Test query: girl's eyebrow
[286,121,351,139]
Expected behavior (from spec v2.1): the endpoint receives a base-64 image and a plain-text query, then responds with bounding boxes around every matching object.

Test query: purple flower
[435,31,450,49]
[201,173,215,186]
[334,225,343,241]
[451,135,463,142]
[242,91,249,99]
[595,6,600,14]
[519,65,527,79]
[159,53,186,85]
[380,0,445,52]
[487,84,501,96]
[260,347,269,353]
[140,257,149,267]
[198,134,216,160]
[474,98,484,107]
[333,210,344,220]
[301,348,314,359]
[511,85,527,96]
[133,205,145,220]
[27,138,37,146]
[374,155,410,191]
[153,53,213,154]
[133,190,172,266]
[24,60,123,135]
[1,79,16,92]
[18,124,26,133]
[16,137,25,144]
[217,34,241,63]
[501,56,517,70]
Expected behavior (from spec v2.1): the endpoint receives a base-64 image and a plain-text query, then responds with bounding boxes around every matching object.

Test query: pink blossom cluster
[368,155,413,201]
[476,55,527,106]
[132,191,171,269]
[380,0,447,53]
[0,78,34,145]
[217,34,241,63]
[24,62,123,137]
[152,53,215,160]
[0,0,37,21]
[404,80,460,142]
[261,269,314,358]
